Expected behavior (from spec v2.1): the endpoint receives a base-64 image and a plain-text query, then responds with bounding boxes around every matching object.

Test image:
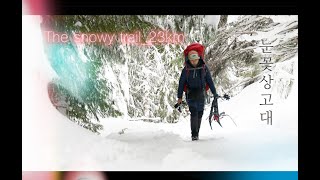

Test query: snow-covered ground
[23,15,297,171]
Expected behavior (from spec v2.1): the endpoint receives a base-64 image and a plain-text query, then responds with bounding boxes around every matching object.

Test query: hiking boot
[191,136,199,141]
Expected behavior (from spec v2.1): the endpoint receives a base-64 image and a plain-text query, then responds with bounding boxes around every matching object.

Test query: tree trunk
[218,15,228,29]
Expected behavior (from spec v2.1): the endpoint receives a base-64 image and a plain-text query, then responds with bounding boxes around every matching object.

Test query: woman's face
[188,50,200,67]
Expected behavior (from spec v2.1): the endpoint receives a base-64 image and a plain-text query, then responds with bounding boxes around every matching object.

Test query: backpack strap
[183,64,190,92]
[186,65,190,78]
[200,64,205,90]
[200,64,209,91]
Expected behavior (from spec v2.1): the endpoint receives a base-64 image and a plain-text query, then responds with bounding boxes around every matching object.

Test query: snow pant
[187,99,205,137]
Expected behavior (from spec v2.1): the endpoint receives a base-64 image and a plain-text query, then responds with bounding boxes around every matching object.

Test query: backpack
[183,43,209,92]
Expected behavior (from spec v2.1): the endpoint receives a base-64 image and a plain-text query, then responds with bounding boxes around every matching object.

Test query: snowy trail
[94,113,297,171]
[45,118,296,171]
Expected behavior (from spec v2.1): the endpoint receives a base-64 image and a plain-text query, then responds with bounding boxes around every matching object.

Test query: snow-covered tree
[41,15,298,133]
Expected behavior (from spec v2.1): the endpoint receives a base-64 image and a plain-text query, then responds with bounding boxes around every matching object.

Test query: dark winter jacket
[177,59,218,101]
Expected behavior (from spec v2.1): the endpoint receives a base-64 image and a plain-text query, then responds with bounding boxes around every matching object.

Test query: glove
[223,94,230,100]
[214,114,219,121]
